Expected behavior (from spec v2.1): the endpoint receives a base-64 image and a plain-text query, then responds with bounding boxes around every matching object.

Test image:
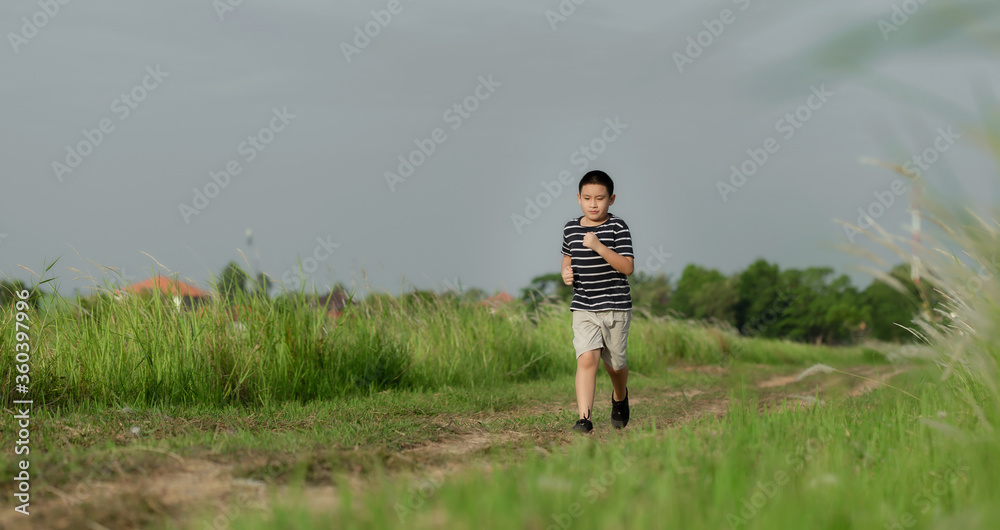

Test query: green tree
[765,267,865,344]
[460,287,487,303]
[251,272,271,298]
[770,267,835,342]
[629,271,672,316]
[0,279,43,310]
[219,262,250,303]
[690,274,739,324]
[735,258,782,333]
[818,274,866,344]
[860,263,923,342]
[669,265,738,324]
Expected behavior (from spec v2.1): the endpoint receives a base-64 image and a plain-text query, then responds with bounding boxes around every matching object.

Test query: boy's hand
[562,266,574,286]
[582,232,603,251]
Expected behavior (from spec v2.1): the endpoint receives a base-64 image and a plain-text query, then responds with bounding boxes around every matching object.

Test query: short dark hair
[579,170,614,196]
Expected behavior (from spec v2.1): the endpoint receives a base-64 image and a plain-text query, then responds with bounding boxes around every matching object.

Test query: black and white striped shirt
[561,213,633,311]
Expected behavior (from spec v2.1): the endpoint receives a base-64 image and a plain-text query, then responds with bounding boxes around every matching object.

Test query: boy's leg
[572,311,605,420]
[598,310,630,399]
[601,310,631,429]
[576,348,601,419]
[603,361,629,402]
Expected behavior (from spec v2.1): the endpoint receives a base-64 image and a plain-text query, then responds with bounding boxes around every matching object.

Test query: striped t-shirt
[561,213,634,311]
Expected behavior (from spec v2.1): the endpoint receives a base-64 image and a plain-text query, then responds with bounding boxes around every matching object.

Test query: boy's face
[577,183,615,223]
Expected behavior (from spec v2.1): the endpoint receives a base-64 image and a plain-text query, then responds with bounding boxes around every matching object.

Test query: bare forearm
[561,254,573,285]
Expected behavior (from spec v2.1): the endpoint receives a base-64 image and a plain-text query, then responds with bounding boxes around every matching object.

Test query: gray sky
[1,0,996,298]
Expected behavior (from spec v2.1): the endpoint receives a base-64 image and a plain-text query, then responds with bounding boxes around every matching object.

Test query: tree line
[3,257,928,345]
[521,259,927,344]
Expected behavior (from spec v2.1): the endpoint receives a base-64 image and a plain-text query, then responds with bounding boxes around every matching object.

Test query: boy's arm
[582,233,634,276]
[561,254,573,286]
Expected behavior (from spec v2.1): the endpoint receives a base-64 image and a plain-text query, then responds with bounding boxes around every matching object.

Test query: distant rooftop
[121,276,211,298]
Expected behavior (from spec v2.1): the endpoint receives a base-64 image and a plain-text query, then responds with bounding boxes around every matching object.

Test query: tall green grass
[0,286,871,410]
[844,164,1000,430]
[789,0,1000,427]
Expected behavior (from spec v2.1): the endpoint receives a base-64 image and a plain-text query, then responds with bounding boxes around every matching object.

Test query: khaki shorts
[572,310,631,370]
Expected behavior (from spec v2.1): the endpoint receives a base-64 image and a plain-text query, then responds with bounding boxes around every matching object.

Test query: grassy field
[0,288,996,529]
[0,290,864,409]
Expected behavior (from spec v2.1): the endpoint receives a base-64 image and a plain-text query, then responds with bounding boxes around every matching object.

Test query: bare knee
[577,350,601,370]
[604,363,628,376]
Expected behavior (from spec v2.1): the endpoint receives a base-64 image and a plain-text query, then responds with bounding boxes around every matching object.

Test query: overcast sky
[1,0,996,298]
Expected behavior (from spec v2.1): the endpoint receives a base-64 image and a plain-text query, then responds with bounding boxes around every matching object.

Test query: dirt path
[844,366,912,397]
[1,363,911,530]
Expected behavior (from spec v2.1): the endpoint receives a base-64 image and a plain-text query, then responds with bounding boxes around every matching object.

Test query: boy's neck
[580,213,610,227]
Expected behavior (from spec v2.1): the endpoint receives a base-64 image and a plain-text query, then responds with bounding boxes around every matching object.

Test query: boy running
[560,170,634,433]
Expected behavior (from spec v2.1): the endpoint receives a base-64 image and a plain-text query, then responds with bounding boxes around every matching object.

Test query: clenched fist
[582,232,602,250]
[562,266,574,286]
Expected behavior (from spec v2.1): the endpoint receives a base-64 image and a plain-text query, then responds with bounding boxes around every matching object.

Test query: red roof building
[481,291,515,312]
[117,276,212,310]
[123,276,210,298]
[316,289,350,319]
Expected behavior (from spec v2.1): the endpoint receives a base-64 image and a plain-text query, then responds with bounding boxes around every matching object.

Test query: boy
[560,170,634,433]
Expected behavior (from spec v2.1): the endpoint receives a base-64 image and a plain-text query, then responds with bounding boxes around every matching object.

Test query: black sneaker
[572,409,593,433]
[611,389,629,429]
